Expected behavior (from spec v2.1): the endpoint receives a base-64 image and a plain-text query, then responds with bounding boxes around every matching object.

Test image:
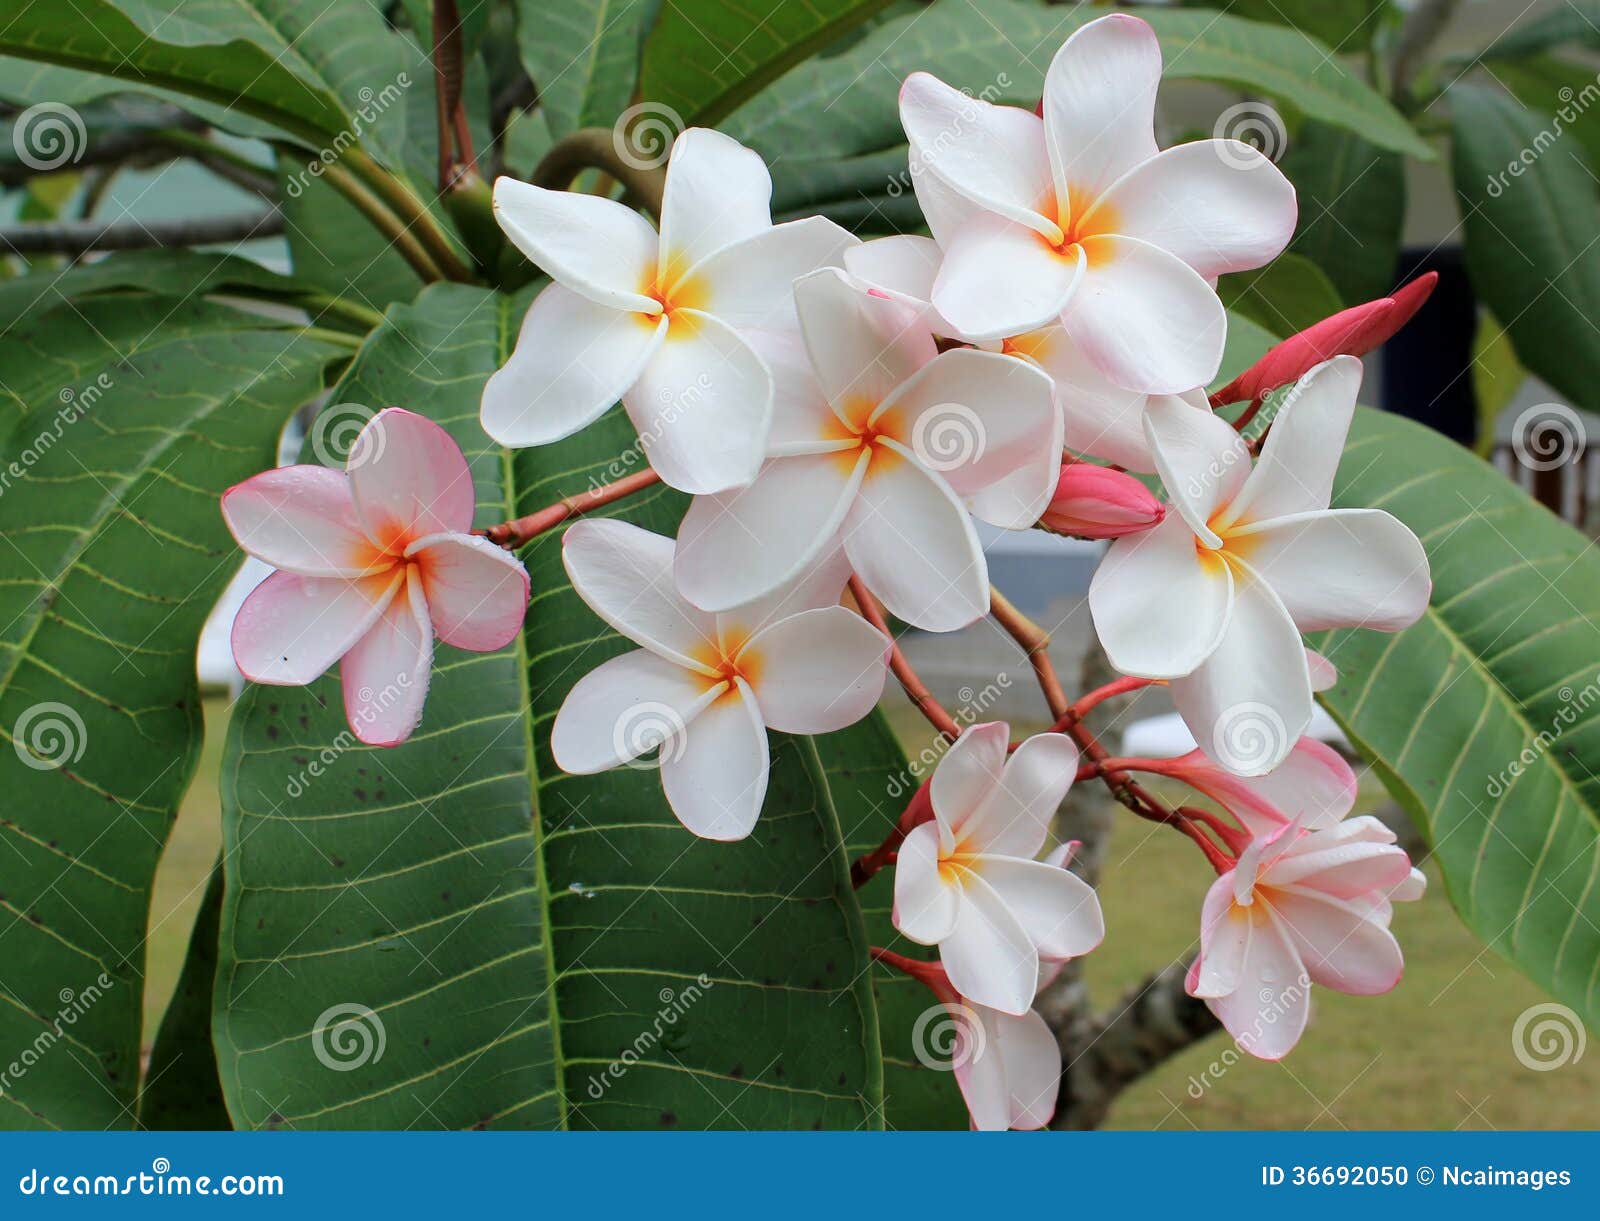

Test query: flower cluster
[218,13,1437,1131]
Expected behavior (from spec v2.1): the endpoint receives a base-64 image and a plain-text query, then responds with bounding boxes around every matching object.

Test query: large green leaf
[1316,408,1600,1031]
[1280,120,1407,305]
[515,0,655,137]
[725,0,1428,231]
[640,0,896,127]
[0,296,340,1129]
[1451,83,1600,416]
[1219,252,1346,337]
[1481,2,1600,58]
[1488,55,1600,181]
[1190,0,1390,50]
[213,284,890,1129]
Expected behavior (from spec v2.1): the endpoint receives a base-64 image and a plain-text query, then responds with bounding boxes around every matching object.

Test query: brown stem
[483,469,661,549]
[0,208,284,256]
[988,586,1069,721]
[847,577,960,741]
[533,127,668,217]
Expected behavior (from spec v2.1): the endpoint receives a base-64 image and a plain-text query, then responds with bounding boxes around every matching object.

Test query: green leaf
[213,284,887,1129]
[1471,311,1525,458]
[725,0,1428,230]
[1451,83,1600,415]
[1219,251,1346,337]
[641,0,896,127]
[279,157,425,311]
[1315,406,1600,1033]
[1280,120,1407,304]
[140,861,230,1129]
[1188,0,1391,51]
[1488,56,1600,180]
[0,297,340,1129]
[515,0,655,137]
[1480,3,1600,58]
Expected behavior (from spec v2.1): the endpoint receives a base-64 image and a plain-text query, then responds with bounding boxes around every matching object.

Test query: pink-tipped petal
[740,606,888,735]
[348,408,477,545]
[221,465,383,577]
[1268,888,1403,996]
[407,533,530,652]
[232,569,400,686]
[341,569,434,746]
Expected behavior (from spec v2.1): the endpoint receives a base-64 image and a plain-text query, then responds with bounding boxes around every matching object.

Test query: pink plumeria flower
[551,520,888,840]
[1089,356,1431,776]
[892,722,1103,1014]
[674,268,1060,632]
[222,409,530,747]
[846,234,1209,472]
[483,127,855,494]
[898,13,1296,392]
[1137,736,1358,839]
[1188,815,1424,1059]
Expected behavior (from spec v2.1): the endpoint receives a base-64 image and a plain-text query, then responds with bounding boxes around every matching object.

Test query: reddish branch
[851,782,933,888]
[988,587,1069,721]
[483,469,661,549]
[848,577,961,741]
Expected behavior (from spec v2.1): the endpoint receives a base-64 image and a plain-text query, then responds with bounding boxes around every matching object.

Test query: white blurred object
[198,558,272,691]
[1120,706,1349,759]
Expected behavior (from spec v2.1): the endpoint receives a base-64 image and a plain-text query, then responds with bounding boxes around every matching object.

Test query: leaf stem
[533,128,669,217]
[315,157,448,282]
[339,147,475,281]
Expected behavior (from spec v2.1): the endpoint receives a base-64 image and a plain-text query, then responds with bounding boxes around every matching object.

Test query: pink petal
[1158,738,1357,836]
[221,465,383,577]
[1267,887,1403,996]
[232,569,400,686]
[1209,909,1309,1059]
[407,533,530,652]
[341,569,434,746]
[348,408,477,547]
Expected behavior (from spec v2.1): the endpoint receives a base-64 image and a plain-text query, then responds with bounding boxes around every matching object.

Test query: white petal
[931,214,1084,342]
[899,72,1055,237]
[843,445,989,632]
[950,1004,1010,1131]
[492,176,658,311]
[1063,235,1225,395]
[1143,393,1249,543]
[1025,327,1156,471]
[691,216,855,331]
[660,679,770,841]
[562,518,717,669]
[232,570,399,686]
[657,128,772,284]
[741,606,888,734]
[1042,13,1161,207]
[674,451,868,612]
[941,871,1039,1015]
[1089,141,1296,279]
[1170,562,1312,777]
[973,855,1104,960]
[1224,355,1362,526]
[623,310,772,495]
[880,348,1059,524]
[1232,509,1430,632]
[844,234,941,306]
[736,326,837,452]
[1391,867,1427,903]
[931,722,1010,851]
[713,544,852,639]
[892,822,960,944]
[481,283,666,449]
[794,267,936,417]
[341,569,433,747]
[1193,872,1249,998]
[551,649,717,773]
[1088,512,1232,678]
[962,732,1080,858]
[912,165,987,250]
[993,1007,1062,1130]
[1210,910,1309,1060]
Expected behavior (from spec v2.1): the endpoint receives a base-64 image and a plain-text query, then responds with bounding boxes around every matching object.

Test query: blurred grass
[142,697,1600,1128]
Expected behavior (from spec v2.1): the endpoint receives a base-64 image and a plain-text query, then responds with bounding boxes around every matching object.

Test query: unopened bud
[1039,463,1164,538]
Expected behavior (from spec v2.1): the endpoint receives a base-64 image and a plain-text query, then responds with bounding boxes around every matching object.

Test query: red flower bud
[1039,462,1165,538]
[1210,271,1437,406]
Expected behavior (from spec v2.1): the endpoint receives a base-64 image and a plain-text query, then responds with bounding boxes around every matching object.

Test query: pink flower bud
[1211,271,1437,406]
[1039,462,1164,538]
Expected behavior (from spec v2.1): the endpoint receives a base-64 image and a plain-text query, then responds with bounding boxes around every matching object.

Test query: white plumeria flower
[1089,356,1431,776]
[846,233,1209,473]
[551,519,888,840]
[673,268,1061,632]
[947,997,1061,1131]
[1188,814,1424,1060]
[898,13,1296,393]
[482,127,855,494]
[892,723,1103,1014]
